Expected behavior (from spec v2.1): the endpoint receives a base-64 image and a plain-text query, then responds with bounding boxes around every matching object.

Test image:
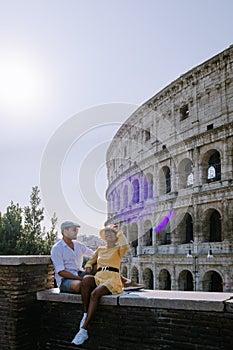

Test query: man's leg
[70,280,82,293]
[60,278,82,294]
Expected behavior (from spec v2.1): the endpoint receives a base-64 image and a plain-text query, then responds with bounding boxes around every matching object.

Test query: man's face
[63,226,79,240]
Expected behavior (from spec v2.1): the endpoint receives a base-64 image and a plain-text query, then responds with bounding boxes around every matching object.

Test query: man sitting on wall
[51,221,144,293]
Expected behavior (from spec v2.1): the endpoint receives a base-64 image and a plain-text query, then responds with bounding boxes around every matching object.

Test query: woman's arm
[84,248,99,271]
[117,231,130,257]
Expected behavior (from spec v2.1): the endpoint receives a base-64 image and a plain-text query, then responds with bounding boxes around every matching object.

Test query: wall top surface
[0,255,52,265]
[37,287,233,312]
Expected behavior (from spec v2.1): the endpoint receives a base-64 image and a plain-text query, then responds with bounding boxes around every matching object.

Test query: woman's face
[105,229,117,244]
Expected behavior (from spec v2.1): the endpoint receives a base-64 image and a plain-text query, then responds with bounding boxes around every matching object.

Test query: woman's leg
[82,284,111,330]
[81,275,96,313]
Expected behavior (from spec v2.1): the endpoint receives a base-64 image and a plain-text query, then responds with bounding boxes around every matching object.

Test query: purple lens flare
[154,209,174,233]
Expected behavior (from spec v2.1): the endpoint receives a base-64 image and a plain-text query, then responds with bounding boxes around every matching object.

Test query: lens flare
[154,209,174,233]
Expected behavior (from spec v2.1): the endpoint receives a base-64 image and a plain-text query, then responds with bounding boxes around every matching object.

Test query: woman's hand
[85,267,92,275]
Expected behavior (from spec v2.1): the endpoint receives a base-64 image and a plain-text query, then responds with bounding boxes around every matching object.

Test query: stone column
[171,158,178,193]
[221,198,232,241]
[193,204,202,242]
[221,139,232,181]
[193,146,202,187]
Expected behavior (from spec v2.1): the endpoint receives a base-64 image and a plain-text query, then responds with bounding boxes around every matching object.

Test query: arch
[158,269,171,290]
[178,270,193,291]
[143,177,148,201]
[202,270,223,292]
[203,209,222,242]
[178,158,193,189]
[132,179,140,204]
[179,213,194,244]
[165,167,171,193]
[143,268,153,289]
[129,223,138,257]
[159,166,171,194]
[201,149,221,183]
[209,210,222,242]
[143,173,153,200]
[123,185,128,208]
[131,266,139,283]
[122,266,127,279]
[157,222,171,245]
[208,151,221,181]
[143,220,153,246]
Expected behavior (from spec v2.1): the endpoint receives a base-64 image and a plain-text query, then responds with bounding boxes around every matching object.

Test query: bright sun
[0,54,43,113]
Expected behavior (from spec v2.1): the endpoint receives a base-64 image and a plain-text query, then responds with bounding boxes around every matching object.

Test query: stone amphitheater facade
[105,45,233,292]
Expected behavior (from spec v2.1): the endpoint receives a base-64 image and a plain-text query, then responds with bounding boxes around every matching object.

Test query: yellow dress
[85,231,130,294]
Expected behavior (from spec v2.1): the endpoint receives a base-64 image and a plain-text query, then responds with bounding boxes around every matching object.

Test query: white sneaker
[71,328,88,345]
[79,313,87,329]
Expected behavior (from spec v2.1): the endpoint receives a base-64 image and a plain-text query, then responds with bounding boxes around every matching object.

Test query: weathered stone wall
[104,45,233,293]
[0,256,54,350]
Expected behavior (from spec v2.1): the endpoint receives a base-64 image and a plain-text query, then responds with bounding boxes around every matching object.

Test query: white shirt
[51,239,94,287]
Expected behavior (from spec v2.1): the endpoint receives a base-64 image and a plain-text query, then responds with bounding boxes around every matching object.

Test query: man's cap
[61,221,80,232]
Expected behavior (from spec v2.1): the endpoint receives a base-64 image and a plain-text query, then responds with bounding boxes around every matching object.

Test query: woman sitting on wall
[71,225,130,346]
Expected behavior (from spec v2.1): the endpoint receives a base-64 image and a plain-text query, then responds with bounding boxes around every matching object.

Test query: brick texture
[37,299,233,350]
[0,258,54,350]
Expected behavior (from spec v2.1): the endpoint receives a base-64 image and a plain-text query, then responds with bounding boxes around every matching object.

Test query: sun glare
[0,54,44,113]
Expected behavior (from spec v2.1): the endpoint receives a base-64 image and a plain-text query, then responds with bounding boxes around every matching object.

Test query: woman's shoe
[71,328,88,345]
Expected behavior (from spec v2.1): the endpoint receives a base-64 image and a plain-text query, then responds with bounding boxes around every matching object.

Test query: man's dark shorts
[60,271,86,293]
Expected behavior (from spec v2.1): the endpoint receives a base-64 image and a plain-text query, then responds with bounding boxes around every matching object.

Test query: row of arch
[122,208,222,249]
[177,210,221,244]
[122,266,224,292]
[108,150,221,212]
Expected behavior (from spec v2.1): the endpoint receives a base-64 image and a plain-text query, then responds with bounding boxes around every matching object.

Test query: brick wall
[0,256,54,350]
[37,288,233,350]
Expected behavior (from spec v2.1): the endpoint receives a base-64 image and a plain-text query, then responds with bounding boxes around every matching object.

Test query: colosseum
[105,45,233,292]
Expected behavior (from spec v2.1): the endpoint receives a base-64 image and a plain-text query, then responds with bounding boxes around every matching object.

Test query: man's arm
[58,270,82,280]
[81,244,94,257]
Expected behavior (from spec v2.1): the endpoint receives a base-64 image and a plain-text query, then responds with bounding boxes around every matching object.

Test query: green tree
[16,186,57,255]
[41,213,58,255]
[0,202,23,254]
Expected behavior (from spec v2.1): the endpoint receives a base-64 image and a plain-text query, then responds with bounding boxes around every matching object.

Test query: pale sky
[0,0,233,235]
